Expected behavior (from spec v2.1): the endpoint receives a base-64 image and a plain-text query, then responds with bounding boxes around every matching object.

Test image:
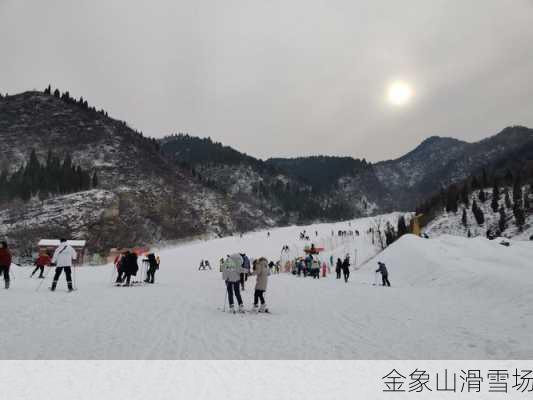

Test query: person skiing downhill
[251,257,270,313]
[376,261,391,287]
[50,239,77,292]
[0,241,12,289]
[32,251,51,278]
[222,253,246,313]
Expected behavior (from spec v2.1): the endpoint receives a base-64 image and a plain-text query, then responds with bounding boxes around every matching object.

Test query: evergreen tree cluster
[43,85,159,152]
[44,84,108,117]
[0,149,98,203]
[416,166,532,235]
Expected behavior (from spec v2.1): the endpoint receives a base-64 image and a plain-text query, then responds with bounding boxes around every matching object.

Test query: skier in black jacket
[376,261,391,287]
[341,257,350,283]
[121,251,139,286]
[335,258,342,279]
[144,253,159,284]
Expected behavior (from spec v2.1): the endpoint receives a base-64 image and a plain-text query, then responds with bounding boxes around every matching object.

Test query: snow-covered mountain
[424,185,533,240]
[2,89,533,256]
[0,92,277,254]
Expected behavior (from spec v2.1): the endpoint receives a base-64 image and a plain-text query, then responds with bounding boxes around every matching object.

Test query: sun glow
[387,80,413,106]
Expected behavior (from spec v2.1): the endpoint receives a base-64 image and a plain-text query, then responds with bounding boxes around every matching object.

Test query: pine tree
[513,179,522,208]
[460,184,470,207]
[53,89,60,98]
[461,207,468,227]
[504,169,513,186]
[524,186,530,211]
[471,176,479,190]
[513,204,525,231]
[498,206,507,233]
[505,190,512,209]
[491,182,500,213]
[92,171,98,187]
[44,84,51,95]
[478,189,486,203]
[482,168,489,187]
[472,200,485,225]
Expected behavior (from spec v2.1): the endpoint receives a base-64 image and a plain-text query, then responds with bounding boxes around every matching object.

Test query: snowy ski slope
[0,214,531,359]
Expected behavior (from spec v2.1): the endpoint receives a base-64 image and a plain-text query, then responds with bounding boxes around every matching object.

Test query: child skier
[32,251,51,278]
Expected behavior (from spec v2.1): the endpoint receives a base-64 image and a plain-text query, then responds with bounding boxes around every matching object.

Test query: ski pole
[223,284,228,312]
[36,266,53,292]
[72,266,78,290]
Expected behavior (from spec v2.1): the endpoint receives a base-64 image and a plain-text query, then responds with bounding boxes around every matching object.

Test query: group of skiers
[335,256,351,282]
[114,251,160,286]
[0,239,78,291]
[221,253,270,313]
[198,259,211,270]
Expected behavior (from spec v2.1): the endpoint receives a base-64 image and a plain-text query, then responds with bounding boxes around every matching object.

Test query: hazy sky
[1,0,533,161]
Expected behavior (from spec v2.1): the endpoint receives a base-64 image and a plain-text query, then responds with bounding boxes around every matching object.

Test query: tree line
[0,149,98,203]
[416,167,531,236]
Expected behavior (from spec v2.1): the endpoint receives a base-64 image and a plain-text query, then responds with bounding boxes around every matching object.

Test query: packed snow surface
[1,214,531,359]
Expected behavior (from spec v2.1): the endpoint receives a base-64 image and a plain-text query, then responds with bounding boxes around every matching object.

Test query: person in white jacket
[222,253,246,313]
[50,238,77,292]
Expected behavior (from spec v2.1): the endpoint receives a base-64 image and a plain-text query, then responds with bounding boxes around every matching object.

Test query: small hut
[38,239,87,265]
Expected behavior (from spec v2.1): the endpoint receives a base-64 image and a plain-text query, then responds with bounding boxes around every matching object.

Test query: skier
[0,241,12,289]
[114,252,126,284]
[335,258,342,279]
[311,259,320,279]
[144,253,159,284]
[120,251,139,286]
[32,251,51,278]
[222,253,246,313]
[251,257,270,313]
[240,253,251,291]
[205,260,211,270]
[342,256,350,283]
[268,260,274,273]
[375,261,391,287]
[297,259,304,276]
[50,239,77,292]
[198,260,205,270]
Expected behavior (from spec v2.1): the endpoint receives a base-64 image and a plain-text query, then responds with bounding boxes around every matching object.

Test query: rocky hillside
[0,92,275,255]
[2,89,533,257]
[160,134,374,223]
[270,126,533,211]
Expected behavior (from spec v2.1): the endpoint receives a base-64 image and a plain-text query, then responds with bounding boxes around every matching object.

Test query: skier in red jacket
[0,241,13,289]
[32,252,51,279]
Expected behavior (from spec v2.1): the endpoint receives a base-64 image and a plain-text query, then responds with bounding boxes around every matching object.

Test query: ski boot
[229,305,236,314]
[4,281,9,289]
[251,304,259,313]
[259,304,269,313]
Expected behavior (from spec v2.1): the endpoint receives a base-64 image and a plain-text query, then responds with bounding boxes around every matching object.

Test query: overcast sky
[1,0,532,161]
